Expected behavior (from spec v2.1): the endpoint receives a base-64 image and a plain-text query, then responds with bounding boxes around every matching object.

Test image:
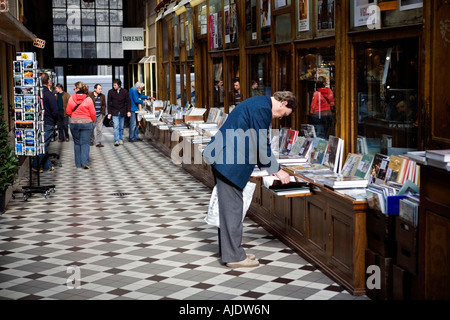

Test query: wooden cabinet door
[305,194,327,260]
[289,196,307,242]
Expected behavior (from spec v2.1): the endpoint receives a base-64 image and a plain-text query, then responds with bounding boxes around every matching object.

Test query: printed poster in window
[209,13,215,49]
[229,2,238,44]
[316,67,330,87]
[260,0,271,42]
[354,0,379,28]
[317,0,335,30]
[298,0,309,32]
[225,5,230,43]
[399,0,422,11]
[377,0,398,11]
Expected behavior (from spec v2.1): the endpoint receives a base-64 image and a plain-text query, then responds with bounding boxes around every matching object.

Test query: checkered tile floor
[0,127,369,300]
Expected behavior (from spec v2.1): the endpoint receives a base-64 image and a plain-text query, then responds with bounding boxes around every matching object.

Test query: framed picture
[24,104,35,113]
[25,146,36,156]
[23,70,34,78]
[23,96,35,105]
[23,78,35,86]
[15,109,23,121]
[14,75,23,87]
[14,61,23,73]
[16,130,24,143]
[22,87,34,95]
[16,144,24,156]
[15,121,35,130]
[24,130,35,139]
[23,60,34,69]
[399,0,422,11]
[16,52,35,61]
[24,113,35,121]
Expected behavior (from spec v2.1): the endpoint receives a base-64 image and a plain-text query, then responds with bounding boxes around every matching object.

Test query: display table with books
[248,168,369,296]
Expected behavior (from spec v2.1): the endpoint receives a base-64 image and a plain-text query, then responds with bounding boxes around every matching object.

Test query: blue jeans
[311,115,332,139]
[129,111,139,140]
[112,114,125,143]
[70,122,94,167]
[32,124,54,171]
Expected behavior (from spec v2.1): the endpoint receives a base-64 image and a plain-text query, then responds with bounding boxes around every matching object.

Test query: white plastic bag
[205,181,256,227]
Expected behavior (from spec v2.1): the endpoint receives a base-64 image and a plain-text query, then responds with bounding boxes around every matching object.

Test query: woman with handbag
[66,81,96,169]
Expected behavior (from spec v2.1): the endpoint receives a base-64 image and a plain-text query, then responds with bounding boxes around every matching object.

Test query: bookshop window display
[298,48,335,139]
[249,53,271,98]
[355,39,418,155]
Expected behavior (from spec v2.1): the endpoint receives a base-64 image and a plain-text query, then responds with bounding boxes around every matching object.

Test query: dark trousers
[57,113,69,140]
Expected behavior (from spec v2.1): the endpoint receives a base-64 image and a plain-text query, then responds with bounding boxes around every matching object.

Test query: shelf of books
[13,52,43,157]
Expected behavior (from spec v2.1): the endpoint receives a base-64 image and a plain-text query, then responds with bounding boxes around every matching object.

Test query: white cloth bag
[205,181,256,227]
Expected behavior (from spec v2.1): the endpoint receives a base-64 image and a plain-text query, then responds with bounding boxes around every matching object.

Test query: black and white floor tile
[0,127,369,300]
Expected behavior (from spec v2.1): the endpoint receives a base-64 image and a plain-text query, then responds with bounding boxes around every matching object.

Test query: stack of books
[323,175,369,189]
[425,149,450,171]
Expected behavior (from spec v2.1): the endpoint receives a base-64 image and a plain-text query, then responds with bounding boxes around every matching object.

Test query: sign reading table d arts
[122,28,144,50]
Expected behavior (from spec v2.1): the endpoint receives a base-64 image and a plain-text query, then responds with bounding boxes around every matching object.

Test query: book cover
[323,175,368,188]
[385,155,407,183]
[298,138,314,158]
[341,153,362,177]
[300,124,316,138]
[427,158,450,171]
[368,153,389,184]
[354,153,374,179]
[310,138,328,164]
[289,136,306,156]
[281,129,299,155]
[426,149,450,162]
[323,135,341,172]
[375,155,390,184]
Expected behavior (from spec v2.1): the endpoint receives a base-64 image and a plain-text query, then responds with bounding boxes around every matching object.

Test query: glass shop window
[173,16,180,59]
[245,0,258,45]
[249,53,271,98]
[350,0,422,31]
[260,0,271,43]
[186,6,194,58]
[298,48,336,139]
[355,39,419,155]
[212,58,224,109]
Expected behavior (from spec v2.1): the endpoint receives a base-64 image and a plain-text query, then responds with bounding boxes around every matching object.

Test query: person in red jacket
[66,81,96,169]
[310,76,335,138]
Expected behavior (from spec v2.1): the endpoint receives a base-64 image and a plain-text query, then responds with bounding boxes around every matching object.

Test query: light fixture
[174,4,186,15]
[189,0,204,8]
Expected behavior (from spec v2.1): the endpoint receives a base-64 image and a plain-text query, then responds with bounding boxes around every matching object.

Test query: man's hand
[274,169,290,184]
[107,114,111,119]
[127,112,131,117]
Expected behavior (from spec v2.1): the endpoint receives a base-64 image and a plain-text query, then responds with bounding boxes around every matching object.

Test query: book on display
[354,153,374,180]
[323,175,369,189]
[426,149,450,162]
[341,153,362,177]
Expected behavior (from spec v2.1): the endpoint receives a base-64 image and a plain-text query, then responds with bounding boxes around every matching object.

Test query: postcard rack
[12,52,55,201]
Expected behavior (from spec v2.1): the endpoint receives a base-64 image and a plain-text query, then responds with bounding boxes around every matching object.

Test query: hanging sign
[122,28,144,50]
[33,38,46,49]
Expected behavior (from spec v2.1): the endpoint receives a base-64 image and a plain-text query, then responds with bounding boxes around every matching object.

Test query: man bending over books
[203,91,297,268]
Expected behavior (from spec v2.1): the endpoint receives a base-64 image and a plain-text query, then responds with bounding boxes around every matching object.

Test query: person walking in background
[310,76,335,138]
[54,84,70,142]
[203,91,297,268]
[32,73,58,173]
[88,84,106,147]
[66,81,96,169]
[107,79,131,146]
[128,81,148,142]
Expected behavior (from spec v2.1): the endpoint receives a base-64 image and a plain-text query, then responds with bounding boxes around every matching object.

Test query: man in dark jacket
[107,79,131,146]
[203,91,297,268]
[32,73,58,172]
[88,84,107,147]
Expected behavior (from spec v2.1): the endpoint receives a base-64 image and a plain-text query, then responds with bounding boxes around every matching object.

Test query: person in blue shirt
[128,81,148,142]
[203,91,297,268]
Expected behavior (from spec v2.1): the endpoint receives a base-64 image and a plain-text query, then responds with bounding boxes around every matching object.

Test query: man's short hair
[113,79,121,87]
[56,83,64,90]
[273,91,298,111]
[41,73,49,85]
[94,83,102,89]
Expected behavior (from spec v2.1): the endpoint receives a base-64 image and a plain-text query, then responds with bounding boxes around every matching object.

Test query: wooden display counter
[147,132,369,296]
[248,175,368,296]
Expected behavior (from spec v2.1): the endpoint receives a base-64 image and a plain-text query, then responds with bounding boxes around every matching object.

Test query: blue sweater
[203,95,280,190]
[129,86,149,112]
